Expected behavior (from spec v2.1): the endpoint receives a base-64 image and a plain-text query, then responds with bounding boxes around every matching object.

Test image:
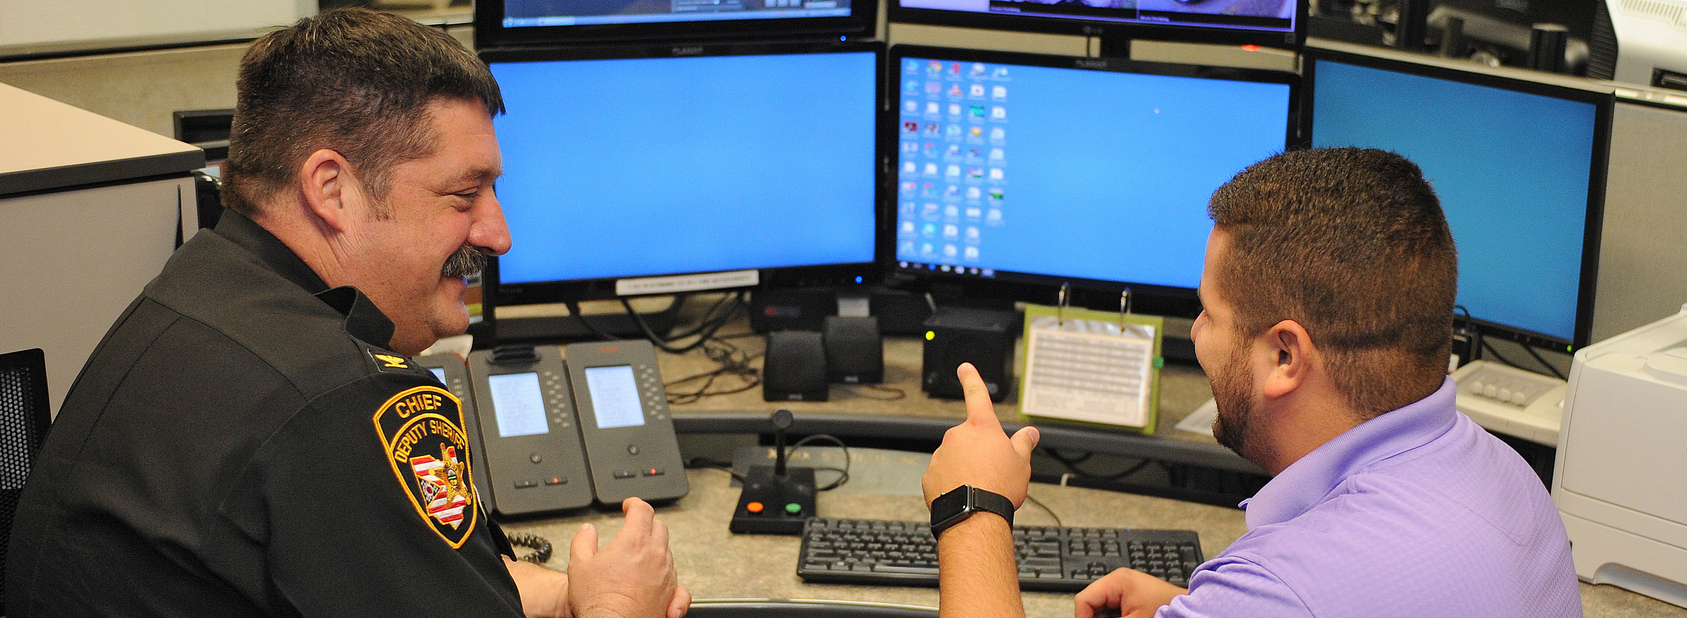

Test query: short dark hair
[1208,148,1457,418]
[222,8,504,216]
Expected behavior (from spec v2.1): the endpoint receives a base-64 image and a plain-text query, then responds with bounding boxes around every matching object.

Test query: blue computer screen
[489,51,879,286]
[893,56,1291,290]
[1310,59,1599,343]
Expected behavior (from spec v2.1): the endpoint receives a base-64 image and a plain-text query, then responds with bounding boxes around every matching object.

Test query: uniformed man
[5,9,689,618]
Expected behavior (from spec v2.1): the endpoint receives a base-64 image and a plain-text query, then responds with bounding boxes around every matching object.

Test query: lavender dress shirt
[1159,378,1581,617]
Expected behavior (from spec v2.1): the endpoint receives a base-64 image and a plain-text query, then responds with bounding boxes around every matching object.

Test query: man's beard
[1210,345,1261,462]
[441,244,486,279]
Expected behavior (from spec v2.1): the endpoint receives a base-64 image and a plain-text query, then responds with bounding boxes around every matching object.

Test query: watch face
[930,485,971,526]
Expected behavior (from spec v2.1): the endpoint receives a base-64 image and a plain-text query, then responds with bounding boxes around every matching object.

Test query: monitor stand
[490,298,681,346]
[1099,36,1131,59]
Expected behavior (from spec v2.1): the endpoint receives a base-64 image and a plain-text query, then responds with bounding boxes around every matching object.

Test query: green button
[785,503,803,515]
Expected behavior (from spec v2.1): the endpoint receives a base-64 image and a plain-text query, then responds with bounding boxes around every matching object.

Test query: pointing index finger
[956,363,1002,429]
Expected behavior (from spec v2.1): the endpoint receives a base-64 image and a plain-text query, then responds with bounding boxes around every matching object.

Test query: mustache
[441,245,488,279]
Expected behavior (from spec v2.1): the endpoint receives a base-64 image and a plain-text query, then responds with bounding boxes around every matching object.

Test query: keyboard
[796,518,1203,592]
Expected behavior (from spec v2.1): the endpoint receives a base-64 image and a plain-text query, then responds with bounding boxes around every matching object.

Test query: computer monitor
[1304,46,1612,351]
[887,45,1297,317]
[482,42,884,306]
[889,0,1303,51]
[475,0,877,49]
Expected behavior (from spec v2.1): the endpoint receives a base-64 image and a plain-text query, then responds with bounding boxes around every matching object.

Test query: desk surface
[503,468,1687,617]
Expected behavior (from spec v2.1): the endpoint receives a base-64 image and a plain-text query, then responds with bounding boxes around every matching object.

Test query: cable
[1042,447,1151,481]
[684,456,748,483]
[562,299,625,342]
[791,434,851,491]
[665,338,762,405]
[623,291,744,354]
[1521,344,1567,380]
[1023,492,1063,528]
[506,531,553,564]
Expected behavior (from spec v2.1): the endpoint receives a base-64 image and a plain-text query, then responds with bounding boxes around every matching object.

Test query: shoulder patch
[373,386,479,549]
[368,350,414,372]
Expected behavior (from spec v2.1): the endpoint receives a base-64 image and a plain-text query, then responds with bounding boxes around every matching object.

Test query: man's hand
[505,557,571,618]
[922,363,1040,507]
[1074,568,1188,618]
[565,498,691,618]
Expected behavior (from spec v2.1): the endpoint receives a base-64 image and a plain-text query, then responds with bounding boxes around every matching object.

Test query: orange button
[746,501,765,514]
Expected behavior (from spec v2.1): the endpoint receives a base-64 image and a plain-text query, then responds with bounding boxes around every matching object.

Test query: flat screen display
[890,47,1293,308]
[486,372,550,438]
[1307,51,1609,347]
[486,46,881,301]
[584,365,646,429]
[501,0,850,28]
[891,0,1300,48]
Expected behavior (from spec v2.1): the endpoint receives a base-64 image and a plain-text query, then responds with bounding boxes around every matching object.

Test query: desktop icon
[902,161,917,175]
[968,126,984,142]
[921,223,938,238]
[950,62,962,75]
[969,83,985,98]
[967,167,983,179]
[945,144,962,159]
[901,140,919,154]
[945,125,963,140]
[987,209,1003,223]
[970,105,985,119]
[923,141,938,157]
[940,264,952,272]
[923,202,941,219]
[990,106,1007,120]
[944,186,961,201]
[990,127,1006,144]
[905,59,919,74]
[948,84,964,98]
[921,182,937,198]
[945,164,961,178]
[945,204,960,218]
[927,61,943,73]
[943,245,958,259]
[924,122,941,136]
[948,103,962,117]
[988,188,1004,202]
[989,148,1005,163]
[901,201,916,216]
[925,101,940,116]
[904,100,919,115]
[943,224,959,239]
[967,147,984,163]
[966,187,981,200]
[965,226,980,241]
[921,242,936,256]
[923,162,939,176]
[992,85,1007,100]
[898,246,914,260]
[991,67,1009,79]
[926,81,941,94]
[971,63,987,77]
[966,207,982,220]
[904,80,920,94]
[902,121,919,135]
[964,246,980,260]
[900,220,916,235]
[900,181,916,194]
[988,168,1004,181]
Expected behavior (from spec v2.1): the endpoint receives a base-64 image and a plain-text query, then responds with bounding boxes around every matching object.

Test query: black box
[763,331,829,401]
[921,307,1016,401]
[823,316,883,384]
[749,289,837,333]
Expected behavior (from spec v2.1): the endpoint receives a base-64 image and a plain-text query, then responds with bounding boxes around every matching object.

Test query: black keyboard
[796,518,1203,592]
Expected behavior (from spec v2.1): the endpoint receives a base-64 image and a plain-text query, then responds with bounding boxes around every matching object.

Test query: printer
[1554,303,1687,606]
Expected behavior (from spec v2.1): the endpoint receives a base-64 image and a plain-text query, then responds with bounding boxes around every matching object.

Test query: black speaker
[749,289,837,333]
[763,331,829,402]
[823,316,883,384]
[921,308,1016,402]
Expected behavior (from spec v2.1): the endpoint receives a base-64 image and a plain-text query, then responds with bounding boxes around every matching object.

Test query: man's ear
[298,149,356,233]
[1260,319,1314,400]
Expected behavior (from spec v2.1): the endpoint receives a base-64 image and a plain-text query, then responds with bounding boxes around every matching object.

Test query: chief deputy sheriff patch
[373,385,479,548]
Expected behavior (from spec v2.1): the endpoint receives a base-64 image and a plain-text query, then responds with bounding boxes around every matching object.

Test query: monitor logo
[1075,58,1109,70]
[671,46,705,56]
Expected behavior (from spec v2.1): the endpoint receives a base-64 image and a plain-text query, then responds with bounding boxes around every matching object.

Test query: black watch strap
[929,485,1015,540]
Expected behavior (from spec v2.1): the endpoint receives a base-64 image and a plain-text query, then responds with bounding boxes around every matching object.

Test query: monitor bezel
[481,40,889,306]
[883,44,1301,319]
[1300,45,1613,352]
[888,0,1305,51]
[475,0,879,50]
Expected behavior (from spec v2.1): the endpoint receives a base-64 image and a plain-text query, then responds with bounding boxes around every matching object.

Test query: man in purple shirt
[921,148,1582,617]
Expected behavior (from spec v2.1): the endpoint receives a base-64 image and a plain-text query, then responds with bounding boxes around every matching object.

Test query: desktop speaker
[749,289,837,333]
[921,307,1016,402]
[824,316,883,384]
[763,331,829,402]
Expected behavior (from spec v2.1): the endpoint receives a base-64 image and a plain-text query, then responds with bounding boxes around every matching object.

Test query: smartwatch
[929,485,1014,540]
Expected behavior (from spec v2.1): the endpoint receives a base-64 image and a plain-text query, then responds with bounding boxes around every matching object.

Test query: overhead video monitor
[890,0,1302,50]
[476,0,877,48]
[887,45,1296,317]
[1304,46,1612,350]
[481,42,883,306]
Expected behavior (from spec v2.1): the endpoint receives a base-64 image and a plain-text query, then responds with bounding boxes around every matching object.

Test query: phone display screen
[487,372,550,438]
[584,365,646,429]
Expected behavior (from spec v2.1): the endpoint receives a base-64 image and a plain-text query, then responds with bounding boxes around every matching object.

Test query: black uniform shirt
[6,211,523,617]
